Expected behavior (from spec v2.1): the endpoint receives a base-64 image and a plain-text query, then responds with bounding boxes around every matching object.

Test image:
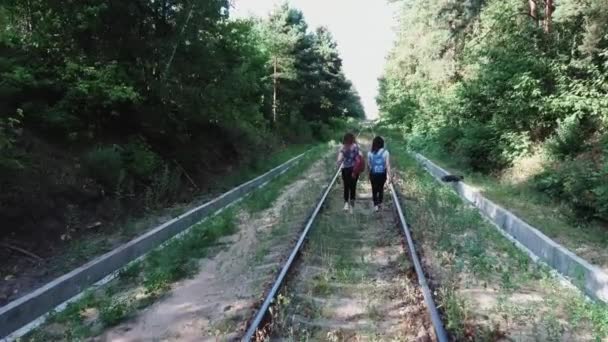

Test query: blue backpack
[370,149,386,174]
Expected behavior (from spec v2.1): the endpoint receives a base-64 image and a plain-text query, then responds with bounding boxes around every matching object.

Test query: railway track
[242,142,448,341]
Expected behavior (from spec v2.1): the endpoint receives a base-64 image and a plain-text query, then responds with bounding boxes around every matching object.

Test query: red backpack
[352,151,365,177]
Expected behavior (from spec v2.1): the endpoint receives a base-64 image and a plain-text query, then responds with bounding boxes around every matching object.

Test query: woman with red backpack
[337,132,363,212]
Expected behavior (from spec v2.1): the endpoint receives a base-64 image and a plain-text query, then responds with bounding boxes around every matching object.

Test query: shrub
[499,131,532,162]
[0,111,23,173]
[143,165,182,210]
[454,123,505,173]
[310,121,332,141]
[534,158,606,220]
[83,145,125,190]
[406,130,431,152]
[546,114,588,160]
[99,301,128,327]
[435,126,464,153]
[122,138,160,180]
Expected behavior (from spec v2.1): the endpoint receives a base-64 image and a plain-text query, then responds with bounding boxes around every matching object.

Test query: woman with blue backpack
[368,136,391,212]
[337,133,363,212]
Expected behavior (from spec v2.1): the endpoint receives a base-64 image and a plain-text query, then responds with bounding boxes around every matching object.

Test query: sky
[232,0,398,119]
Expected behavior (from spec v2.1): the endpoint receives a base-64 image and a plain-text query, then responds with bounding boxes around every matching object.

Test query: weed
[366,302,382,321]
[83,145,125,190]
[312,275,331,296]
[542,312,565,342]
[99,300,128,327]
[118,261,142,281]
[440,286,468,339]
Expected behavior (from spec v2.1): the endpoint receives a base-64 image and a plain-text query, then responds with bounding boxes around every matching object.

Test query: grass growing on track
[270,156,432,341]
[388,138,608,341]
[24,143,335,342]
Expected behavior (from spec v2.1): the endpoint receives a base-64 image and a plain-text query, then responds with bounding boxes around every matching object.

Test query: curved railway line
[242,135,448,341]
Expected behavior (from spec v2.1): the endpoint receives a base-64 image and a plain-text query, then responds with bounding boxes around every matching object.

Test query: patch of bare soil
[95,157,331,341]
[270,179,435,341]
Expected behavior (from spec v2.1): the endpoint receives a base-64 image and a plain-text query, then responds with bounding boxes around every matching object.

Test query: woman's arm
[336,148,344,167]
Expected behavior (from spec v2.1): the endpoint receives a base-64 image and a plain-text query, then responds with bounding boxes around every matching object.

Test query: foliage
[0,109,23,173]
[379,0,608,222]
[122,138,160,180]
[534,144,608,221]
[1,0,363,162]
[545,114,588,160]
[0,1,364,241]
[83,145,125,190]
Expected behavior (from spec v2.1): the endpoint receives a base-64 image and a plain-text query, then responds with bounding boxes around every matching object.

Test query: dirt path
[270,175,434,341]
[95,157,332,342]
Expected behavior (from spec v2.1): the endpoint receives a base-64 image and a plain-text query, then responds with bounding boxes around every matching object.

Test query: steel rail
[242,165,342,341]
[242,128,366,341]
[389,183,449,342]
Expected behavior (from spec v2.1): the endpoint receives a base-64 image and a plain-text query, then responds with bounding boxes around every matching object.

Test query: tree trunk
[25,0,34,34]
[163,2,195,80]
[544,0,554,33]
[528,0,538,25]
[272,56,278,123]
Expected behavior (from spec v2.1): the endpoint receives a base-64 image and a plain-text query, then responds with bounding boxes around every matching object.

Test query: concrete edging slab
[0,151,309,339]
[414,153,608,304]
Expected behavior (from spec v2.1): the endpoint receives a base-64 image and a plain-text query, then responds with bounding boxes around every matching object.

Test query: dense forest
[378,0,608,221]
[0,1,363,245]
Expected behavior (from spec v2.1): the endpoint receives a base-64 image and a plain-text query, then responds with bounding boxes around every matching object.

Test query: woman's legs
[370,173,387,206]
[377,173,387,205]
[370,174,379,205]
[341,167,358,207]
[350,173,359,205]
[342,168,349,203]
[341,167,354,203]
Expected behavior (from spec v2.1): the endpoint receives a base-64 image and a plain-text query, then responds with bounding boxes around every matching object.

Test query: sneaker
[343,202,350,211]
[374,205,379,212]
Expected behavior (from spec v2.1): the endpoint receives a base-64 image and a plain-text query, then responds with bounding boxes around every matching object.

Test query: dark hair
[342,132,355,145]
[371,136,384,153]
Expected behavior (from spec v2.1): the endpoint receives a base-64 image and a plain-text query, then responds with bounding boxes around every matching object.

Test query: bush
[454,123,506,173]
[122,138,160,180]
[310,121,332,141]
[534,158,606,220]
[406,130,431,152]
[435,126,464,153]
[500,131,532,162]
[546,114,588,160]
[0,111,23,173]
[143,165,182,210]
[83,145,125,190]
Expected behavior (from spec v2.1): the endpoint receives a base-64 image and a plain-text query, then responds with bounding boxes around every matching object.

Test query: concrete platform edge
[414,153,608,304]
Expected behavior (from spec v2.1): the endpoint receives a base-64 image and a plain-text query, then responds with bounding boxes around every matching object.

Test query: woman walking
[337,133,361,212]
[368,136,391,212]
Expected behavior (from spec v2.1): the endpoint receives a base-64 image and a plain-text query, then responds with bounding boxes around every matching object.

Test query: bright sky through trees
[233,0,397,119]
